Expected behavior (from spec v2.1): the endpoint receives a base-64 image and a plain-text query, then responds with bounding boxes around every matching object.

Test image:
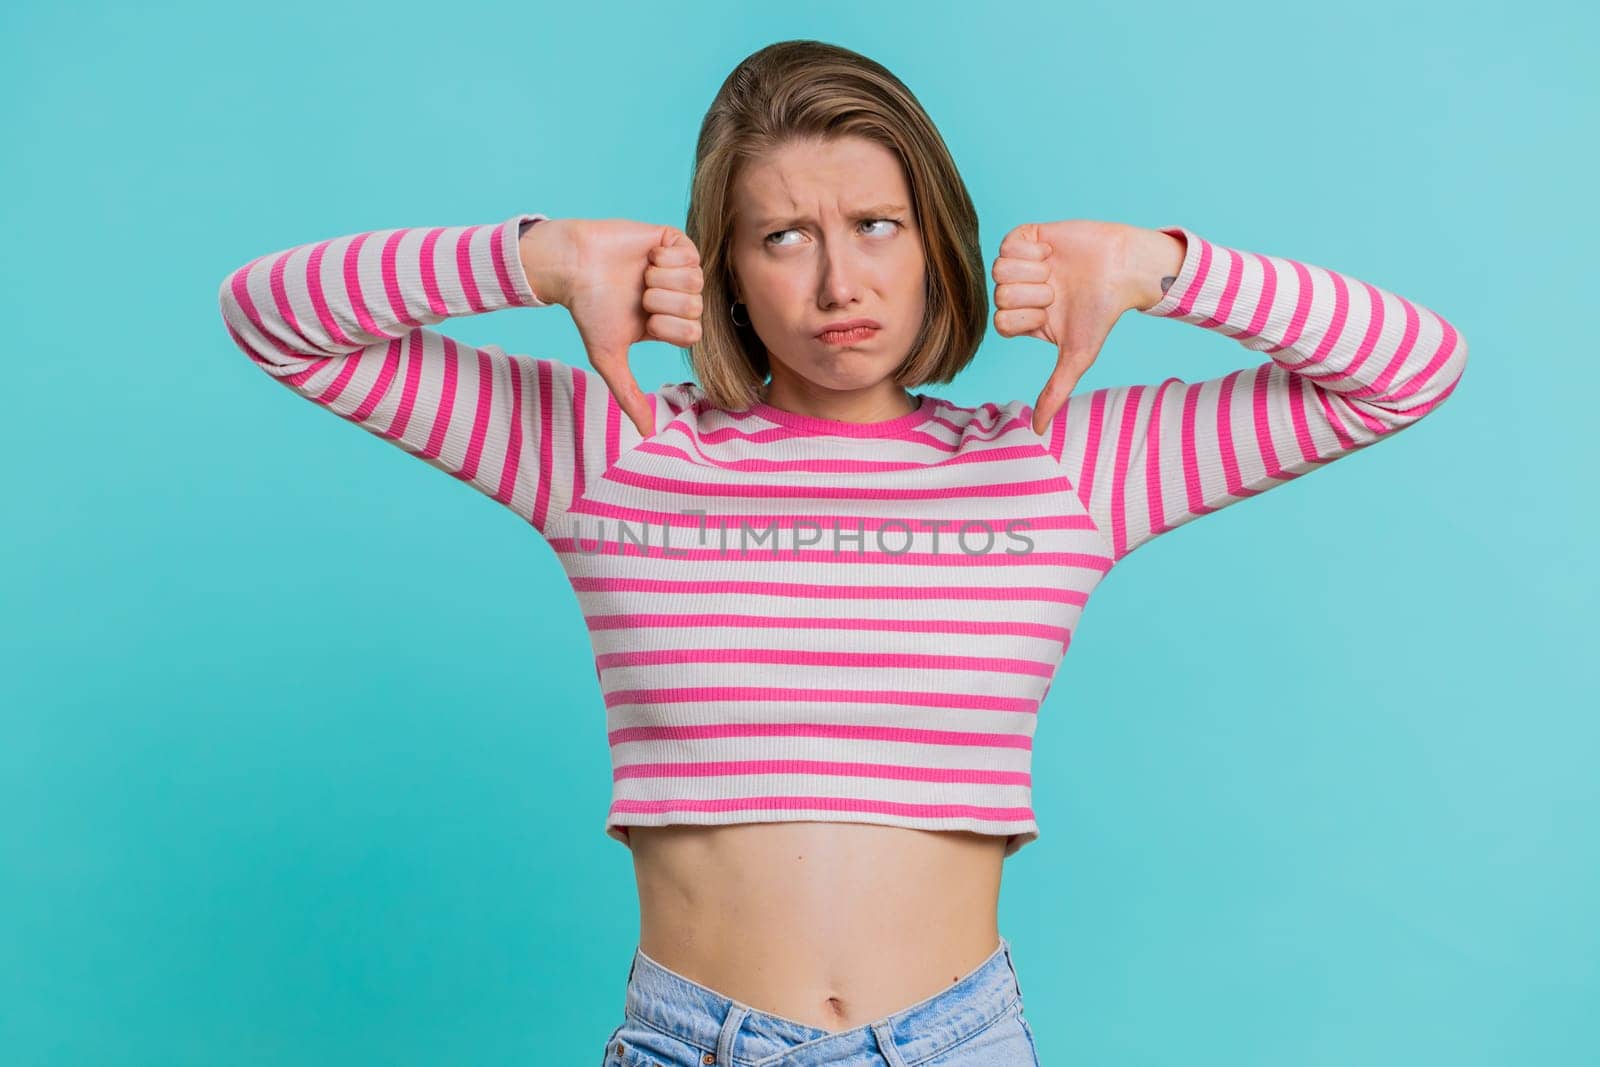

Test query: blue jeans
[600,936,1040,1066]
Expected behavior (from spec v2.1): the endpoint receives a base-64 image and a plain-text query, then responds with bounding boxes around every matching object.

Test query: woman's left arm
[1001,222,1470,563]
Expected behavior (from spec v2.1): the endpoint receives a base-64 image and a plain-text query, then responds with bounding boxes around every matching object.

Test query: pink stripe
[1285,366,1320,463]
[458,347,493,485]
[492,352,523,506]
[487,219,522,304]
[378,229,421,330]
[1318,387,1360,449]
[347,335,402,423]
[1108,383,1144,559]
[1216,369,1256,500]
[224,321,278,370]
[260,255,309,358]
[1348,292,1419,401]
[303,240,356,350]
[615,759,1030,786]
[1289,269,1351,373]
[598,464,1074,502]
[1046,404,1069,463]
[570,576,1098,602]
[533,360,555,529]
[418,228,448,317]
[572,367,589,509]
[709,410,956,454]
[1250,364,1283,482]
[1236,252,1277,341]
[453,225,488,312]
[1179,384,1211,516]
[1265,258,1314,355]
[1390,364,1462,417]
[565,497,1095,534]
[603,685,1039,713]
[303,347,359,402]
[224,255,296,362]
[423,337,460,462]
[609,721,1031,749]
[1164,234,1214,319]
[547,538,1110,571]
[384,331,422,441]
[1195,247,1243,329]
[606,385,622,463]
[1139,380,1179,555]
[594,647,1055,677]
[1075,389,1104,510]
[585,612,1072,647]
[1385,317,1460,405]
[341,232,390,343]
[609,795,1035,822]
[640,431,1045,475]
[1339,279,1387,382]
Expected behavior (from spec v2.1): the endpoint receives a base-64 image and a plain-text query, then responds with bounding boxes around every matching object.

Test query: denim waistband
[620,936,1022,1066]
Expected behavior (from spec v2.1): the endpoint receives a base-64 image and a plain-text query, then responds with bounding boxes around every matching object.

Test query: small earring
[730,301,750,328]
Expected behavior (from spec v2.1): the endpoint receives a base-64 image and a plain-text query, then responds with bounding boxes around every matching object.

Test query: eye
[763,218,903,245]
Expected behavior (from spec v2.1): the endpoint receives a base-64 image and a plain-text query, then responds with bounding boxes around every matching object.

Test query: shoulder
[553,364,705,426]
[928,394,1034,434]
[654,377,705,408]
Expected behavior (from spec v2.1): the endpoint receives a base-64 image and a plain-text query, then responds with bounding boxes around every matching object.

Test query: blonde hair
[685,40,988,412]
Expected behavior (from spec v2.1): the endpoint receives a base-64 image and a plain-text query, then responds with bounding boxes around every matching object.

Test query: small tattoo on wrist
[1160,275,1176,294]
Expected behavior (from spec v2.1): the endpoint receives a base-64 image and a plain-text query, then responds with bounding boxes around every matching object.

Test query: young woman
[217,38,1467,1067]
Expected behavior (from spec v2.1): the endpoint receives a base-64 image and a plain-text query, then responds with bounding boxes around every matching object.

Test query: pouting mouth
[814,319,882,338]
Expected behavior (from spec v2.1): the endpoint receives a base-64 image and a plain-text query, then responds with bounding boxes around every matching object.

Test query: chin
[799,356,904,387]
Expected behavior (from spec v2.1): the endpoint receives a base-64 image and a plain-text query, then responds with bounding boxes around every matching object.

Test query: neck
[759,377,917,424]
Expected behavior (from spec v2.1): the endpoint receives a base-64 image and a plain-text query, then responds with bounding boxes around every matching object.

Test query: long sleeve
[216,213,651,536]
[1044,228,1468,563]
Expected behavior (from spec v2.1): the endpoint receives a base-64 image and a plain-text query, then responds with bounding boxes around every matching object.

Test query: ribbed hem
[1137,226,1205,317]
[498,212,552,307]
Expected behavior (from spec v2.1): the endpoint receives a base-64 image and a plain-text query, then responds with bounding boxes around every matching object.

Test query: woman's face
[727,135,927,397]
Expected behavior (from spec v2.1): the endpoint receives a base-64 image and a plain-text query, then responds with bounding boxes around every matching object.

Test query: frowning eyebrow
[753,203,910,230]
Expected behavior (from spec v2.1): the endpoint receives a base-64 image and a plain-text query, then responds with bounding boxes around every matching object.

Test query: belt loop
[715,1004,749,1065]
[871,1020,911,1067]
[999,935,1025,1001]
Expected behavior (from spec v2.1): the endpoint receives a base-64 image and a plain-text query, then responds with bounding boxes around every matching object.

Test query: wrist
[518,217,575,306]
[1124,226,1187,312]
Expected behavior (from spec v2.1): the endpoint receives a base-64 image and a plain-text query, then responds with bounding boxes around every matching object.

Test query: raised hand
[991,219,1183,435]
[520,218,704,438]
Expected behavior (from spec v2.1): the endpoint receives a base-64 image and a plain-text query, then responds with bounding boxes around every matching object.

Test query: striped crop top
[217,211,1467,857]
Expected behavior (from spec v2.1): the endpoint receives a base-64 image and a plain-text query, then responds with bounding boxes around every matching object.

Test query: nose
[817,243,863,309]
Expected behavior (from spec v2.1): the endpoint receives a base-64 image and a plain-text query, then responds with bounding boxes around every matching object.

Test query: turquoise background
[5,0,1594,1063]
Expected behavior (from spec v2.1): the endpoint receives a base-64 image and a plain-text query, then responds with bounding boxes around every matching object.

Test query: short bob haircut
[685,39,988,413]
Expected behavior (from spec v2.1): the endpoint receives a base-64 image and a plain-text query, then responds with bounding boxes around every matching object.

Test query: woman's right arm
[216,213,660,536]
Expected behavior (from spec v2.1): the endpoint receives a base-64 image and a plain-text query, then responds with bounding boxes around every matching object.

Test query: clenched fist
[520,218,704,438]
[991,219,1185,435]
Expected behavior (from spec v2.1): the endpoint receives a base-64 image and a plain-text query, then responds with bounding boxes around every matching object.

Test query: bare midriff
[626,820,1008,1032]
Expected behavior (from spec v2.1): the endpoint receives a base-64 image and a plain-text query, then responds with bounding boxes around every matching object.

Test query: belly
[626,820,1007,1031]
